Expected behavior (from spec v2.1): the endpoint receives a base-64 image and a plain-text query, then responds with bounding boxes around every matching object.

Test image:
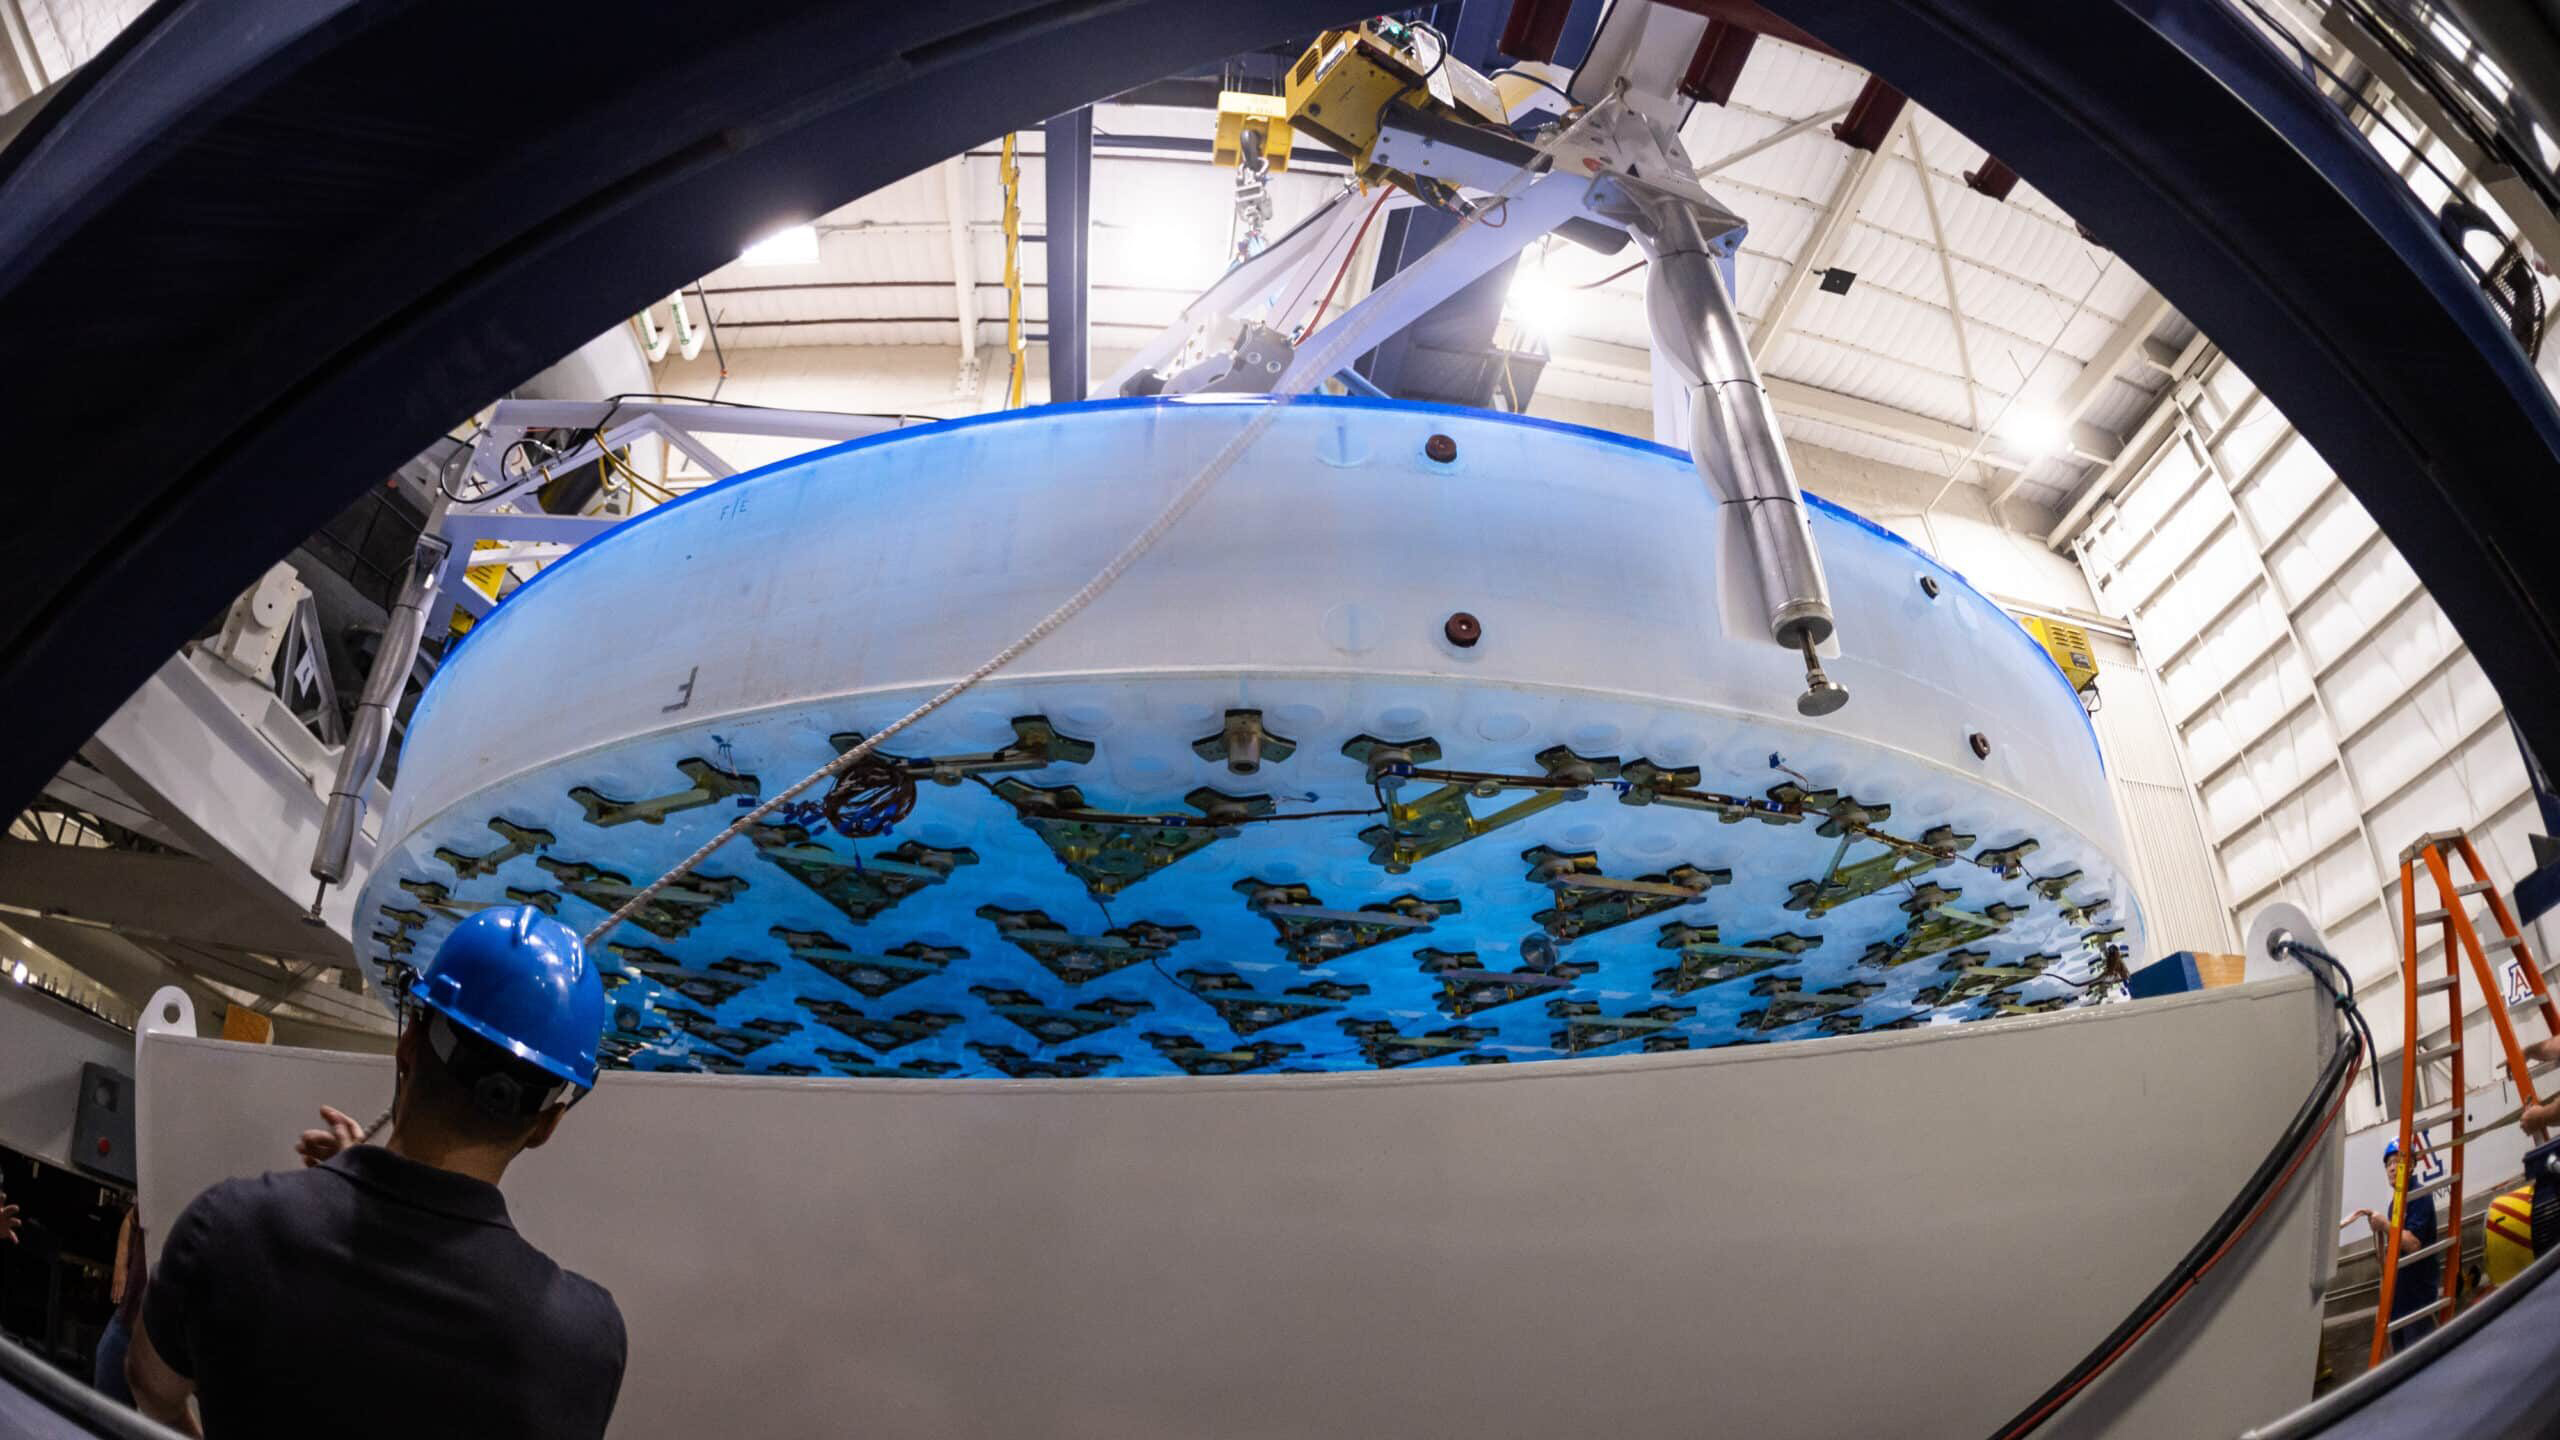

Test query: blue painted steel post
[1552,0,1603,68]
[1043,106,1093,404]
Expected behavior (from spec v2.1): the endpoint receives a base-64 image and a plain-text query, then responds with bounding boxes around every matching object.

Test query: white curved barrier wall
[141,977,2335,1438]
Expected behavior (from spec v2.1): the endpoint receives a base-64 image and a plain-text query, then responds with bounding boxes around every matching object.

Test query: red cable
[1575,258,1648,289]
[1992,1049,2361,1440]
[1301,192,1392,339]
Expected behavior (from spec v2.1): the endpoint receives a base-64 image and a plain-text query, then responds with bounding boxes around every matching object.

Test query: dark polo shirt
[143,1146,624,1438]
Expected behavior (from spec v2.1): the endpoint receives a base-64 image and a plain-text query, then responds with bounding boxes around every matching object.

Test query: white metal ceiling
[679,35,2186,522]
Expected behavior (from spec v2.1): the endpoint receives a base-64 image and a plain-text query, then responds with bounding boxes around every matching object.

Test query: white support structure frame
[1902,122,1982,432]
[80,650,388,960]
[941,155,984,396]
[33,394,921,1014]
[431,398,916,627]
[1272,171,1607,395]
[1749,112,1907,364]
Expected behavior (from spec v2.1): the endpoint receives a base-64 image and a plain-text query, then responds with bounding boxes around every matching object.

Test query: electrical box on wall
[2022,615,2100,696]
[73,1061,136,1184]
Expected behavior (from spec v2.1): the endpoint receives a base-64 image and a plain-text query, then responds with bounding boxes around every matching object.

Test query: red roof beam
[1966,155,2021,201]
[1644,0,1841,59]
[1499,0,1580,64]
[1832,75,1907,152]
[1681,20,1759,106]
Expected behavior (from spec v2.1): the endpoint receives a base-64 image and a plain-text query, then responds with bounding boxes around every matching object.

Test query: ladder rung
[2386,1297,2455,1331]
[2322,1304,2380,1331]
[2405,1173,2456,1202]
[2414,1104,2461,1131]
[2416,976,2459,996]
[2511,992,2552,1015]
[2415,1041,2462,1064]
[2483,934,2523,954]
[2394,1235,2458,1267]
[2402,831,2471,863]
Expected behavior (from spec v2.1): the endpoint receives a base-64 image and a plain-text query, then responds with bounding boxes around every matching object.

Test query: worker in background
[93,1206,144,1405]
[125,906,624,1439]
[2519,1033,2560,1143]
[2370,1138,2443,1352]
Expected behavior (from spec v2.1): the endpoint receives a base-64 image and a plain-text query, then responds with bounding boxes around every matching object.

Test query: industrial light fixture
[1504,259,1563,339]
[1122,226,1211,289]
[740,223,819,267]
[8,959,25,984]
[1997,404,2071,456]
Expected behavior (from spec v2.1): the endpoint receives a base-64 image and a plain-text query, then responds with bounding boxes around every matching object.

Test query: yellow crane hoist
[1282,19,1510,199]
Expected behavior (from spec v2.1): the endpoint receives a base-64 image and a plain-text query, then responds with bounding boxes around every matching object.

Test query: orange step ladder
[2371,831,2560,1362]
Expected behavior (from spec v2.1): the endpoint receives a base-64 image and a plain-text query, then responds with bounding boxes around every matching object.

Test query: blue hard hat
[412,906,606,1091]
[2384,1138,2401,1162]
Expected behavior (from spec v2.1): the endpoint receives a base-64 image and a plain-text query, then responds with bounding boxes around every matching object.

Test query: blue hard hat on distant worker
[412,905,607,1091]
[2384,1138,2401,1162]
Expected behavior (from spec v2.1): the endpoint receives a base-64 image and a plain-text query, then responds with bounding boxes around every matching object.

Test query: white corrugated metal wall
[0,0,144,101]
[2086,629,2237,960]
[2071,353,2544,1122]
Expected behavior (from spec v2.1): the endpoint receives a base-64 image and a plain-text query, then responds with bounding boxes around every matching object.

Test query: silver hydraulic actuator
[1621,188,1845,716]
[308,533,451,914]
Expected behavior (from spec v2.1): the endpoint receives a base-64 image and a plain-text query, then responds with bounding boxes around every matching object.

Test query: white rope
[584,102,1618,950]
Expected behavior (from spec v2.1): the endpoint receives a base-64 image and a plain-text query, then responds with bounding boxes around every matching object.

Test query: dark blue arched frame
[0,0,2554,829]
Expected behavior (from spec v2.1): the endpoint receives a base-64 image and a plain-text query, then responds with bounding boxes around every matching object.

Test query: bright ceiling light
[740,223,819,268]
[1119,225,1210,288]
[8,960,25,984]
[1506,262,1563,338]
[1996,405,2070,456]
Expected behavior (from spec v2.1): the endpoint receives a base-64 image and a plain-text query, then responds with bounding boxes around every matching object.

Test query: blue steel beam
[0,0,2557,850]
[1043,105,1094,404]
[1552,0,1604,69]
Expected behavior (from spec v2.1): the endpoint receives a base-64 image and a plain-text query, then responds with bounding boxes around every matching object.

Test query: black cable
[1373,21,1450,136]
[594,390,937,427]
[599,389,778,410]
[2279,938,2384,1107]
[426,432,477,502]
[1986,1033,2360,1439]
[1148,953,1219,1014]
[1491,67,1575,105]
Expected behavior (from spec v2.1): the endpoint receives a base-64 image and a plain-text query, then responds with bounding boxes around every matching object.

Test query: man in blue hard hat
[125,906,625,1439]
[2366,1137,2444,1353]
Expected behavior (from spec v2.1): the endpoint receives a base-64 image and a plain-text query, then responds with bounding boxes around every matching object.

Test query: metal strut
[308,532,451,916]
